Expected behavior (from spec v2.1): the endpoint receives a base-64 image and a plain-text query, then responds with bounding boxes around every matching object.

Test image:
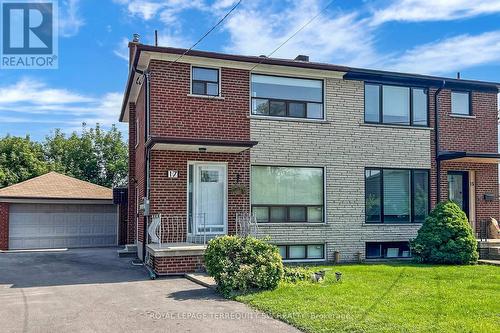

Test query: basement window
[366,242,411,259]
[278,244,325,261]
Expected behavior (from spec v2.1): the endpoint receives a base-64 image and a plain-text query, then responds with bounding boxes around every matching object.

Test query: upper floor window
[365,168,429,223]
[191,67,219,96]
[251,165,324,223]
[365,83,428,126]
[451,91,471,115]
[251,74,324,119]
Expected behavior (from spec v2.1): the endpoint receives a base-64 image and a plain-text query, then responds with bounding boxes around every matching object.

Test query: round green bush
[411,200,478,264]
[204,236,284,297]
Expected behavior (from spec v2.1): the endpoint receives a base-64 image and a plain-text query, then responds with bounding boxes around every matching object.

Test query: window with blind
[251,74,324,119]
[251,166,324,223]
[365,168,429,223]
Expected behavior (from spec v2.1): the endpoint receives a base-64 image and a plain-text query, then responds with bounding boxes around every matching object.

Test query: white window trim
[190,64,222,98]
[186,161,228,236]
[248,72,327,121]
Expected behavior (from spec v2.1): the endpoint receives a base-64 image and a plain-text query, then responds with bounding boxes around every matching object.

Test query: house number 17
[167,170,179,178]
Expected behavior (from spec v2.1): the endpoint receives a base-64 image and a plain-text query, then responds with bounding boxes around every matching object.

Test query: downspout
[142,70,151,263]
[434,80,446,204]
[131,65,151,263]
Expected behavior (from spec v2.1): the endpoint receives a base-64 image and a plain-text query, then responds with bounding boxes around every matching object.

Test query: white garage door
[9,203,117,250]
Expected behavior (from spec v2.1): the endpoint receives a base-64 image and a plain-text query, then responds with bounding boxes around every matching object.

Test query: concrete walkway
[0,247,301,333]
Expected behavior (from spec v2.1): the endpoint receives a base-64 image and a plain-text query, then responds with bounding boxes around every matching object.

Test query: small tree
[411,201,478,264]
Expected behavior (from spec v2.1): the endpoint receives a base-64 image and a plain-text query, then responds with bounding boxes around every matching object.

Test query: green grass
[236,264,500,333]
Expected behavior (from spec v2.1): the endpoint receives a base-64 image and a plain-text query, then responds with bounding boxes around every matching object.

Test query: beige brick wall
[250,78,432,262]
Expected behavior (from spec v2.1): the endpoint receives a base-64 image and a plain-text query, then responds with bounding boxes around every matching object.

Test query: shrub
[411,201,478,264]
[204,236,284,297]
[282,266,314,283]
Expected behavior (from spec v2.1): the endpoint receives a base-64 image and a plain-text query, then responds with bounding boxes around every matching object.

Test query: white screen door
[192,163,227,235]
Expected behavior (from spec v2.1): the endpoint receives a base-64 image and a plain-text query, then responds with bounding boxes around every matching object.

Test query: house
[119,36,500,275]
[0,172,122,250]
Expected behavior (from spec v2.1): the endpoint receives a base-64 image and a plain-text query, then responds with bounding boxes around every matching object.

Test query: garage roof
[0,172,112,201]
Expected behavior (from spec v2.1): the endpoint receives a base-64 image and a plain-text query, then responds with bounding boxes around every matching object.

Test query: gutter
[434,80,446,203]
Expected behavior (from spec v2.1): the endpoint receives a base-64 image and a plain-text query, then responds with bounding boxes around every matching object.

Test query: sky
[0,0,500,141]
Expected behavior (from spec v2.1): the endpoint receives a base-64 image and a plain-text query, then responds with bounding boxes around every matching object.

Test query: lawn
[236,264,500,333]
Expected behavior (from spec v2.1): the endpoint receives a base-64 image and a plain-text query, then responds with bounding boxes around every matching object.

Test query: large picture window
[365,83,428,126]
[251,74,324,119]
[251,166,324,223]
[365,168,429,223]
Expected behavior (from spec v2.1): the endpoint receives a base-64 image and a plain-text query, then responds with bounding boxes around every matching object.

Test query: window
[251,166,324,223]
[364,83,428,126]
[451,91,471,115]
[366,242,411,259]
[365,168,429,223]
[251,74,324,119]
[191,67,219,96]
[278,244,325,260]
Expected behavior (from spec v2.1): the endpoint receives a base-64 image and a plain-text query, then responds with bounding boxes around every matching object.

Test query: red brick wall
[126,59,252,247]
[152,255,204,275]
[127,103,137,244]
[149,60,250,140]
[439,90,498,153]
[150,150,250,243]
[0,203,9,250]
[430,88,499,233]
[135,85,147,244]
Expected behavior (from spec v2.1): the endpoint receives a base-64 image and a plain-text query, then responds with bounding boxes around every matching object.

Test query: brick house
[119,38,499,275]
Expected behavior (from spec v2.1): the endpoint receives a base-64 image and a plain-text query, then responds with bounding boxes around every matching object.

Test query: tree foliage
[0,136,49,188]
[411,201,478,264]
[0,124,128,189]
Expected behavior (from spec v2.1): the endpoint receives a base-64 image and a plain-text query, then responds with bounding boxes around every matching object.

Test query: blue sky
[1,0,500,141]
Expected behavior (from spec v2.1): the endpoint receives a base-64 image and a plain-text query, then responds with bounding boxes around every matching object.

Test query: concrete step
[117,244,138,258]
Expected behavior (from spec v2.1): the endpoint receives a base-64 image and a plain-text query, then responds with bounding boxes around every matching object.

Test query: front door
[447,171,469,217]
[189,163,227,235]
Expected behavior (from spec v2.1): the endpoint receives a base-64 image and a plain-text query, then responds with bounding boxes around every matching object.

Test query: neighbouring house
[119,36,500,275]
[0,172,124,250]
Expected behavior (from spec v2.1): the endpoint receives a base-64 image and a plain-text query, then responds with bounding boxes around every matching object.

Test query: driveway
[0,247,300,333]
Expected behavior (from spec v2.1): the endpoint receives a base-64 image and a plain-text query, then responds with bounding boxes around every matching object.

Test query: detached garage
[0,172,118,250]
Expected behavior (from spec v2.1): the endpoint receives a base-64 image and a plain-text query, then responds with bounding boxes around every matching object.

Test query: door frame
[447,171,470,218]
[186,161,228,236]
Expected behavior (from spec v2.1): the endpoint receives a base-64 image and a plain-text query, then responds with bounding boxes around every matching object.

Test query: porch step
[117,244,138,258]
[185,273,217,289]
[488,247,500,260]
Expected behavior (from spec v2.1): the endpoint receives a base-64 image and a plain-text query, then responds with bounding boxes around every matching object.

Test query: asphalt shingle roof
[0,172,112,200]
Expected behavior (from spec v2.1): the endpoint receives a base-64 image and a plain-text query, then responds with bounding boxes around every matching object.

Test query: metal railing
[236,212,259,237]
[147,212,260,247]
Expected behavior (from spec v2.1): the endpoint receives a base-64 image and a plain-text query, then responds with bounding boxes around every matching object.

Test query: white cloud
[0,79,124,130]
[0,79,92,105]
[114,37,130,61]
[379,31,500,75]
[59,0,85,37]
[371,0,500,25]
[222,1,377,66]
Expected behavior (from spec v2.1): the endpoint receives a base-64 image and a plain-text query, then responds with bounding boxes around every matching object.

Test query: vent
[294,55,309,62]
